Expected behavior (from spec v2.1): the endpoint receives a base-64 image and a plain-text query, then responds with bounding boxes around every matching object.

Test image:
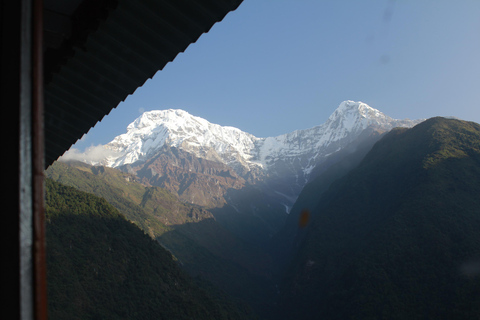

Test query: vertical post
[18,0,35,318]
[0,0,46,318]
[32,0,47,318]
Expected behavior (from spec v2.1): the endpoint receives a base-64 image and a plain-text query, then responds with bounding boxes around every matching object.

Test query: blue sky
[72,0,480,152]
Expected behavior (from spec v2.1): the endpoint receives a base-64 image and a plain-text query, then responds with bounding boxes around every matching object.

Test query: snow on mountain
[104,109,259,168]
[258,101,415,157]
[255,100,420,164]
[88,101,422,176]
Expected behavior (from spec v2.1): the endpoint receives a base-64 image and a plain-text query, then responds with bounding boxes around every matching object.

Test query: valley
[47,101,480,319]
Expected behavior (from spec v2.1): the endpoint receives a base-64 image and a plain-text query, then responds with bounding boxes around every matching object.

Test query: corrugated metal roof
[44,0,243,166]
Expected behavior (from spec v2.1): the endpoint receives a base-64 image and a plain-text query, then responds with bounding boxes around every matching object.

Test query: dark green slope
[46,161,271,272]
[279,117,480,319]
[46,179,252,319]
[270,128,386,274]
[45,161,275,316]
[45,160,169,237]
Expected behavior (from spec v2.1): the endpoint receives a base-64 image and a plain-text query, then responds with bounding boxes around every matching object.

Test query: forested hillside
[45,179,254,319]
[278,118,480,319]
[45,163,275,316]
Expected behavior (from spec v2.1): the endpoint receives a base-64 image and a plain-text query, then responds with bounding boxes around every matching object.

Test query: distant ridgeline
[45,179,254,320]
[277,117,480,319]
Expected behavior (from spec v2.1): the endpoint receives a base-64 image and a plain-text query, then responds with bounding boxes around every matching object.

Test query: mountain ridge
[70,101,422,176]
[277,117,480,319]
[62,101,423,212]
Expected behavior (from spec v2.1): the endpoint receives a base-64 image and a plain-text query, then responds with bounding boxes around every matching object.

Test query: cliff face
[121,145,247,208]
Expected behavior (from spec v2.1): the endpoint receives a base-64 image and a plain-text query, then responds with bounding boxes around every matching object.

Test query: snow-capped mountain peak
[59,100,424,214]
[253,101,419,167]
[325,100,389,132]
[319,100,417,145]
[73,101,422,178]
[105,109,258,168]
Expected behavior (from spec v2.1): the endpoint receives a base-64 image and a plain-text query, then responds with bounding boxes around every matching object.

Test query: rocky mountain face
[71,100,422,245]
[121,145,247,208]
[277,117,480,319]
